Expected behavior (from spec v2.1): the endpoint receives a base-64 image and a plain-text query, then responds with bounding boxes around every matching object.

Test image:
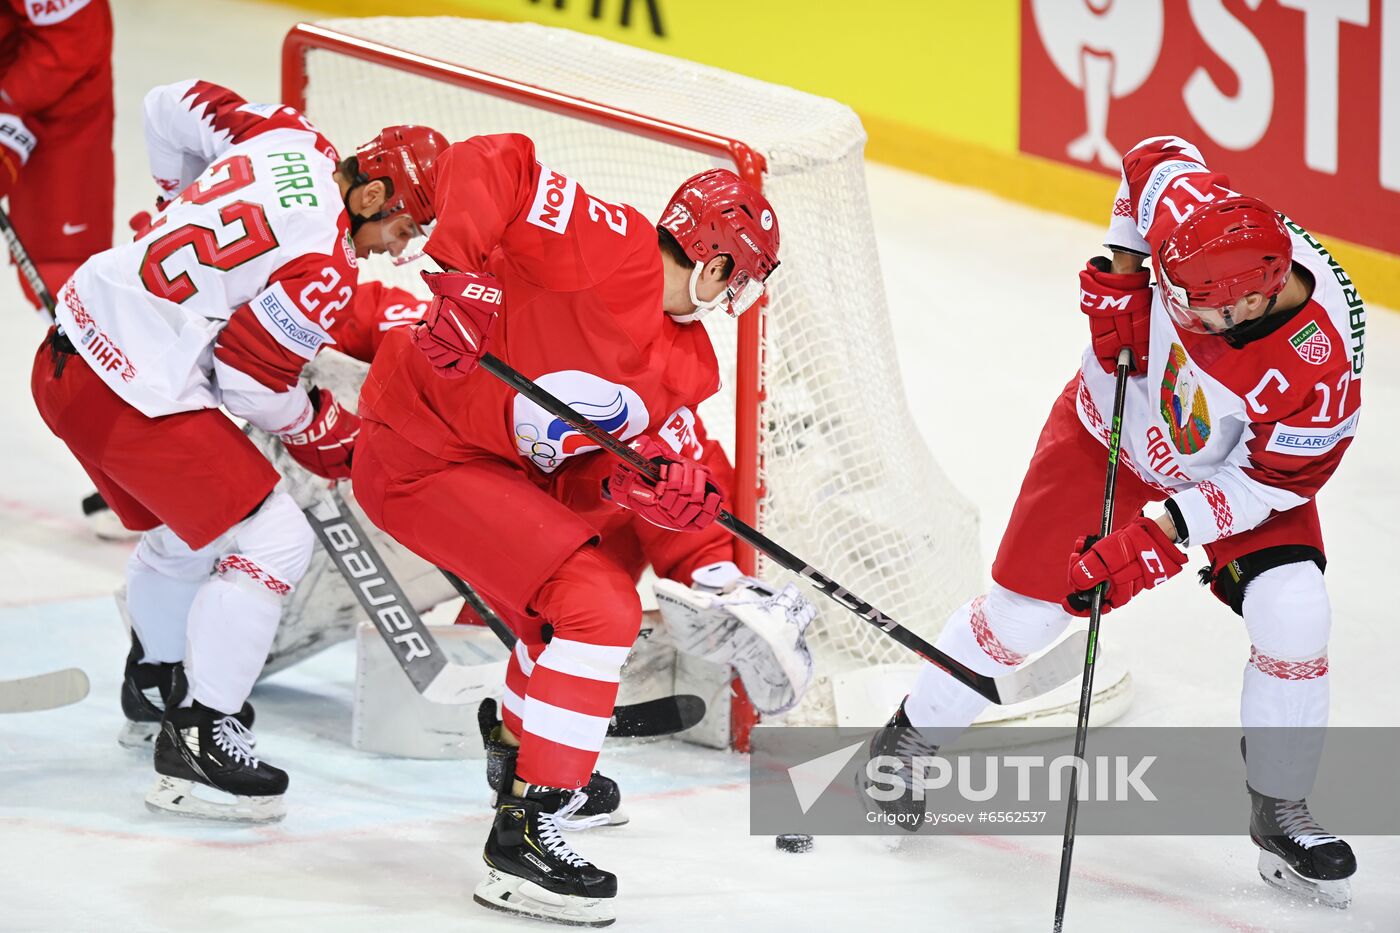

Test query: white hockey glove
[653,561,816,716]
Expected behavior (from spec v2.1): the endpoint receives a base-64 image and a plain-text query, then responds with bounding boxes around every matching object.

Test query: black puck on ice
[775,833,813,853]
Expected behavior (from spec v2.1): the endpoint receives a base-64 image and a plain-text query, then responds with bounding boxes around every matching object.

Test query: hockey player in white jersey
[30,79,447,821]
[866,136,1362,907]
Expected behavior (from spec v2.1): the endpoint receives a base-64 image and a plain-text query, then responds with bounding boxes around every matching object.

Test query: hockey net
[282,18,986,731]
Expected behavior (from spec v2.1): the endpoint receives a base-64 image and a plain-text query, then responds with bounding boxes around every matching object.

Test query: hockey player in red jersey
[866,136,1362,908]
[31,78,446,822]
[352,134,806,924]
[0,0,113,307]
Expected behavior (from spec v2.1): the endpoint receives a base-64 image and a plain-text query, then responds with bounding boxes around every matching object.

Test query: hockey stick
[0,204,57,318]
[474,352,1087,706]
[437,567,707,738]
[0,210,94,712]
[1053,346,1134,932]
[304,487,507,704]
[0,668,90,713]
[307,488,704,734]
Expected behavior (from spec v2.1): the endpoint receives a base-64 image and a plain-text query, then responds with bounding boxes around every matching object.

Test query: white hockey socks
[1239,561,1331,801]
[905,585,1071,730]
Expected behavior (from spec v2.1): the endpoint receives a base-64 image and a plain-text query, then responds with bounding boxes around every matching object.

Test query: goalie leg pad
[653,566,815,716]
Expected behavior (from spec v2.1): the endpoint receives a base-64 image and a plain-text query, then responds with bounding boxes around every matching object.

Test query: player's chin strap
[669,261,730,324]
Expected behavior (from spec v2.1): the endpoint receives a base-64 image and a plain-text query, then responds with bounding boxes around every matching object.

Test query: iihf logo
[513,370,650,472]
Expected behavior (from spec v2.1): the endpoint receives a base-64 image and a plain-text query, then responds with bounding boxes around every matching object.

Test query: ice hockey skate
[474,782,617,927]
[119,634,253,749]
[1250,787,1355,909]
[856,698,949,833]
[654,561,815,715]
[478,699,627,826]
[146,681,287,823]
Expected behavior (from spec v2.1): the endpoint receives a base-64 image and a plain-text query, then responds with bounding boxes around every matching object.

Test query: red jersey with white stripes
[1085,136,1365,547]
[359,133,721,471]
[53,79,355,435]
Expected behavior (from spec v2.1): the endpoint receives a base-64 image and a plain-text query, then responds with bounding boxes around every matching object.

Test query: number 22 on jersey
[139,155,280,303]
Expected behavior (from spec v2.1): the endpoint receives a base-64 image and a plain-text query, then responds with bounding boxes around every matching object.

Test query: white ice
[1,2,1396,931]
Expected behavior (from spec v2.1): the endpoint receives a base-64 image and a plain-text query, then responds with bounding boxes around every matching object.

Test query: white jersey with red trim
[1079,135,1366,547]
[53,79,357,435]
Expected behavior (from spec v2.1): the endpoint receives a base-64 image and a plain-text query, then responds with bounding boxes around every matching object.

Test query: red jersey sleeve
[0,0,111,117]
[424,134,536,274]
[1104,135,1242,257]
[324,280,428,364]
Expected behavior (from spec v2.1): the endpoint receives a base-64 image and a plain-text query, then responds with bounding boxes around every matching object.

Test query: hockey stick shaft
[438,568,707,738]
[438,568,518,649]
[0,204,57,318]
[478,353,1008,700]
[476,352,1005,703]
[309,488,701,733]
[1053,346,1133,931]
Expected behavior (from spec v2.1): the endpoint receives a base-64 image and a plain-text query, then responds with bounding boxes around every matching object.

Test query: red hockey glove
[1080,257,1151,374]
[279,387,360,480]
[409,270,500,379]
[1063,516,1187,616]
[606,436,725,532]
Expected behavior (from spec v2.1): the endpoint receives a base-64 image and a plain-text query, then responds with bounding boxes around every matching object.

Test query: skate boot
[478,699,626,826]
[147,698,287,823]
[857,698,947,833]
[474,783,617,927]
[119,633,253,749]
[1250,786,1356,909]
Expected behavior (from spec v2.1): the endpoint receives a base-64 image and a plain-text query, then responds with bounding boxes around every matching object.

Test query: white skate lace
[894,727,940,762]
[1275,799,1339,848]
[213,716,261,769]
[539,791,608,864]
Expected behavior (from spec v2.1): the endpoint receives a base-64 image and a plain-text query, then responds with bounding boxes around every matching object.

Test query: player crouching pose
[866,136,1363,907]
[30,78,445,822]
[351,134,809,925]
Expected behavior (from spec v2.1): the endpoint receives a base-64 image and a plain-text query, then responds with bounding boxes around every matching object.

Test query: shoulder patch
[249,281,331,360]
[26,0,91,26]
[1288,320,1332,365]
[526,163,578,235]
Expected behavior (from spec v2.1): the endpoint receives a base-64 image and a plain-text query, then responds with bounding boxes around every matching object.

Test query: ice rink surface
[1,2,1397,931]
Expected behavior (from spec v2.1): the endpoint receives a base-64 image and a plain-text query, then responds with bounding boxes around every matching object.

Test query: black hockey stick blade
[608,694,706,738]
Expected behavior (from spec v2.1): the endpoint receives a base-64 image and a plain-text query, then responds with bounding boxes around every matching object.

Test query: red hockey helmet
[354,125,449,228]
[1154,196,1292,334]
[659,168,780,318]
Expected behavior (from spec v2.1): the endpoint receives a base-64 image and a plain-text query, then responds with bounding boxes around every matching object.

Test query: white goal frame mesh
[282,18,985,729]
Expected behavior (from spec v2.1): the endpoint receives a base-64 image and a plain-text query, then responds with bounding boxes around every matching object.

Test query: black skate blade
[606,694,705,738]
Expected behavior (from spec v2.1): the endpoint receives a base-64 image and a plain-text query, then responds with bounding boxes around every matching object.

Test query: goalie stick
[306,489,704,736]
[474,351,1087,707]
[0,668,90,713]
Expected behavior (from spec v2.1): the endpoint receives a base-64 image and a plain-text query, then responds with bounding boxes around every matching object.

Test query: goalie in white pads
[31,78,446,822]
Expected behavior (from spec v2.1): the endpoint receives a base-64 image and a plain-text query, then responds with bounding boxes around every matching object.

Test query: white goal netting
[289,17,984,724]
